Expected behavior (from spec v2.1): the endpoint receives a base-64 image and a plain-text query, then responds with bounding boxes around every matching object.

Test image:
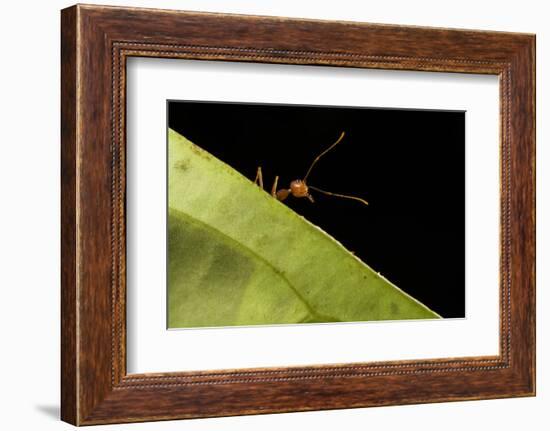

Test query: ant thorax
[290,180,309,198]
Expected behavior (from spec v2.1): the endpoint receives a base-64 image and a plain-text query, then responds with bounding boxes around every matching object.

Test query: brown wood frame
[61,4,536,426]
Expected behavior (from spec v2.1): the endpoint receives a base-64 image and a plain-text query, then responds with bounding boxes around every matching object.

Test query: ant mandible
[254,131,369,206]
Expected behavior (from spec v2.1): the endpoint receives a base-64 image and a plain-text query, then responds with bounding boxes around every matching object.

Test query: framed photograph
[164,101,461,330]
[61,4,535,425]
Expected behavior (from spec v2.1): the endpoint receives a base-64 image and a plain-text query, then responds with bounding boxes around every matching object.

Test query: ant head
[290,179,309,198]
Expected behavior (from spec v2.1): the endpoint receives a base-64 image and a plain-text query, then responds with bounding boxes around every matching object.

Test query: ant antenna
[303,131,346,182]
[308,185,369,206]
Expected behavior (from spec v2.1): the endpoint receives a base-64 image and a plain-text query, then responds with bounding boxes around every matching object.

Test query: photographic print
[167,101,465,329]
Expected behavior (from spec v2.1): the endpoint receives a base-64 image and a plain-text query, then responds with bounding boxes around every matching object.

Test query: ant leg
[307,194,315,203]
[254,166,264,190]
[270,175,279,197]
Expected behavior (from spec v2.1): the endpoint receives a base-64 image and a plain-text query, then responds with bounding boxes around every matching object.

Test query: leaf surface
[168,129,440,328]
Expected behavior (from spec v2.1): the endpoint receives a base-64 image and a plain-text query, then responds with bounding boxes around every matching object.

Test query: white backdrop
[0,0,547,430]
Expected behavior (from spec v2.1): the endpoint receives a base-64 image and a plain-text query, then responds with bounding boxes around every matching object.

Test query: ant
[254,131,369,206]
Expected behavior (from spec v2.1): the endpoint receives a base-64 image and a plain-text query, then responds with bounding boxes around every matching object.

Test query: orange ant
[254,131,369,206]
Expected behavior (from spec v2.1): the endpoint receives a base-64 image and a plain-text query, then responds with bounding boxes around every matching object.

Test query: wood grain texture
[60,4,535,425]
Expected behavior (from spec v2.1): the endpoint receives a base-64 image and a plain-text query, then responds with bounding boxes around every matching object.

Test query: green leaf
[168,129,440,328]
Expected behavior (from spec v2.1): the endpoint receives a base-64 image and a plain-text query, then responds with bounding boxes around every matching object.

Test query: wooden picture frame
[61,4,535,425]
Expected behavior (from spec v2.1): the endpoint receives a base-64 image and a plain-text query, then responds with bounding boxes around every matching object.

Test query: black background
[168,101,465,318]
